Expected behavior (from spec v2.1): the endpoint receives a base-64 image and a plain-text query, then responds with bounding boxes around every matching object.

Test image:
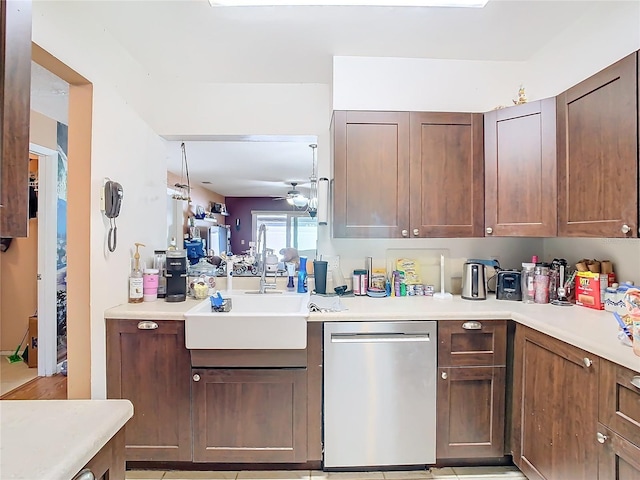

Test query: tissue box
[575,271,615,310]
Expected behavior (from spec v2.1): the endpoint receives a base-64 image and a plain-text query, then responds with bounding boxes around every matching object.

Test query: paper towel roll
[318,177,329,225]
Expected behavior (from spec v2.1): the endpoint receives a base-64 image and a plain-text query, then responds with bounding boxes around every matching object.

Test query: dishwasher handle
[330,332,431,343]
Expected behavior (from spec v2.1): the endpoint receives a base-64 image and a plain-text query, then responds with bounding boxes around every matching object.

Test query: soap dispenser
[297,256,308,293]
[129,242,145,303]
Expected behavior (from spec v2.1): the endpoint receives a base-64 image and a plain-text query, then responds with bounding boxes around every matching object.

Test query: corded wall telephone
[104,180,123,218]
[103,180,123,252]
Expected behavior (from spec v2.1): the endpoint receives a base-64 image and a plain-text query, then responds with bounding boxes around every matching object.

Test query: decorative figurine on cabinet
[513,85,528,105]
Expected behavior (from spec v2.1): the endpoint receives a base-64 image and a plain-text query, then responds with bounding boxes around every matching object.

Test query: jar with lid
[353,269,368,296]
[534,263,550,304]
[521,263,535,304]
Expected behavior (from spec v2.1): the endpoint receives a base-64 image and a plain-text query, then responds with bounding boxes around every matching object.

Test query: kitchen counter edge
[104,296,640,372]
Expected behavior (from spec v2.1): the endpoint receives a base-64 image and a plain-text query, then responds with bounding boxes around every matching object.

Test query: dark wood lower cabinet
[597,424,640,480]
[106,319,192,462]
[437,366,506,459]
[512,326,599,480]
[191,368,308,463]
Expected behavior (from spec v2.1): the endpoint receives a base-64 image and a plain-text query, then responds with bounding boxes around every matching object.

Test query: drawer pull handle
[596,432,608,444]
[462,321,482,330]
[583,357,592,368]
[193,374,201,382]
[630,376,640,389]
[441,371,448,380]
[137,321,158,330]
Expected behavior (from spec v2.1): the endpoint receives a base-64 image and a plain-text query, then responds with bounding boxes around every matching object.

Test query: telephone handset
[104,180,123,218]
[103,180,123,252]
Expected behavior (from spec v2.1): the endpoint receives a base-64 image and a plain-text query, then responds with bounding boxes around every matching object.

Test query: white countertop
[104,295,640,372]
[0,399,133,480]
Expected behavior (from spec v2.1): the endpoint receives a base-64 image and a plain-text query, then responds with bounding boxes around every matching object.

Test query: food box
[575,271,616,310]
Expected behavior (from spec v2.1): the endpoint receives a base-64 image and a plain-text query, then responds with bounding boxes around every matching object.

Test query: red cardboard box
[575,271,616,310]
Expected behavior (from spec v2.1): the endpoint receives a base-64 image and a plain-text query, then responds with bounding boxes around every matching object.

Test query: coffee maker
[165,249,188,302]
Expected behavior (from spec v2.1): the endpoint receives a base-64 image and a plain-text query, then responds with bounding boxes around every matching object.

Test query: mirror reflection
[165,135,319,276]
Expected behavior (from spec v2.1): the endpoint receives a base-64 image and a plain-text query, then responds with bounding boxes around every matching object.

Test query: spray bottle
[297,256,308,293]
[129,242,145,303]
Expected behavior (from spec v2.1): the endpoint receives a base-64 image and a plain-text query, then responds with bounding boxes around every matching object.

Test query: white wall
[332,2,640,111]
[333,56,526,112]
[524,1,640,100]
[33,3,169,398]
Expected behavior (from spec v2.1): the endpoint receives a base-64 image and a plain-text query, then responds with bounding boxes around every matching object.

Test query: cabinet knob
[193,374,201,382]
[412,228,419,237]
[630,376,640,389]
[621,224,631,234]
[596,432,608,444]
[582,357,592,368]
[72,469,95,480]
[486,227,493,235]
[441,371,448,380]
[137,321,158,330]
[401,229,408,237]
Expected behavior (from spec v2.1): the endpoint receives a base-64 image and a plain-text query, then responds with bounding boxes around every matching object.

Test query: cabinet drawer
[597,423,640,480]
[438,320,506,367]
[599,359,640,447]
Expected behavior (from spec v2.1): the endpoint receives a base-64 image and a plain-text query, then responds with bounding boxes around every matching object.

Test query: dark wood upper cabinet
[484,99,557,237]
[410,112,484,238]
[557,52,638,237]
[0,0,32,237]
[332,110,410,238]
[332,110,482,238]
[106,319,192,462]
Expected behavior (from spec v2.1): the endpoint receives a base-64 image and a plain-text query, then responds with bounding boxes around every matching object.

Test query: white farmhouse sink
[184,291,310,349]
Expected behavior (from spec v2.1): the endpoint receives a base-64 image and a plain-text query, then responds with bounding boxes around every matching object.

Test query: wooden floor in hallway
[0,373,67,400]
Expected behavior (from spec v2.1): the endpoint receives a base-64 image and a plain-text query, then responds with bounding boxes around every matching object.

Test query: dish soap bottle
[297,256,308,293]
[129,242,145,303]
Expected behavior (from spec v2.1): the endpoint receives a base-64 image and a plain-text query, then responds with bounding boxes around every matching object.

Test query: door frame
[30,142,58,376]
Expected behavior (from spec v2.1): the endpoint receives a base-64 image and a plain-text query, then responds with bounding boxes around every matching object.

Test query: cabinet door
[557,52,638,237]
[0,0,32,237]
[106,319,192,462]
[409,112,484,238]
[484,99,557,237]
[437,366,506,459]
[192,368,307,463]
[512,326,599,480]
[597,424,640,480]
[333,111,410,238]
[599,359,640,447]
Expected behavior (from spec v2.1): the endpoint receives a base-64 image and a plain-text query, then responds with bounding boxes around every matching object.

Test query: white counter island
[0,399,133,480]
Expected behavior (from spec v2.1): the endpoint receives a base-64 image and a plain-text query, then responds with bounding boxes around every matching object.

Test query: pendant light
[307,143,318,218]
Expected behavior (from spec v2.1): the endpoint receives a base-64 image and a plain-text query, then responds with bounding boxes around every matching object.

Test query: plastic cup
[313,260,328,294]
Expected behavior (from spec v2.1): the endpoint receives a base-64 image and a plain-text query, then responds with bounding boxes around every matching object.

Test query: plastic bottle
[129,242,145,303]
[154,250,167,298]
[521,263,535,304]
[297,257,308,293]
[286,262,296,291]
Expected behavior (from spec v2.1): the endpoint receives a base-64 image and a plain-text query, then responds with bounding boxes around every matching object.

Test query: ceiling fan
[273,182,309,207]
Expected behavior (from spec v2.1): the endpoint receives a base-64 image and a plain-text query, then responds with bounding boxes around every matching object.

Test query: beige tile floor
[0,358,37,396]
[126,466,527,480]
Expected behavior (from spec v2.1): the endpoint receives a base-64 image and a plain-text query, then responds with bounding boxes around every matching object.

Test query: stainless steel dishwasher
[323,321,437,468]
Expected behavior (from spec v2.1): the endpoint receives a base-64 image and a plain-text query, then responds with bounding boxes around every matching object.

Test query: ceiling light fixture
[209,0,488,7]
[306,144,319,218]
